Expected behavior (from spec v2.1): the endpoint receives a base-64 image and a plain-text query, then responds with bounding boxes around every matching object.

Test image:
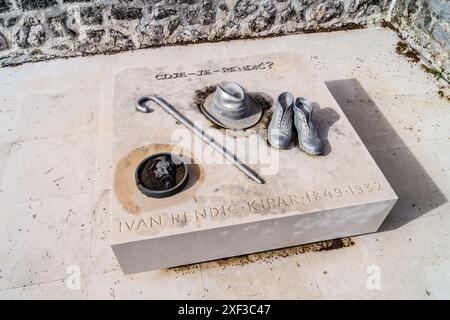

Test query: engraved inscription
[172,212,188,224]
[195,206,227,220]
[118,182,383,233]
[119,215,162,232]
[155,61,275,81]
[247,196,294,213]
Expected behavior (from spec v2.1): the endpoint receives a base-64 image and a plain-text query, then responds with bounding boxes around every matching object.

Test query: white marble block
[110,52,397,274]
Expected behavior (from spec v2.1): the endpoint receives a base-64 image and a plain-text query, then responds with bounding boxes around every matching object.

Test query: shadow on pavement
[326,78,447,232]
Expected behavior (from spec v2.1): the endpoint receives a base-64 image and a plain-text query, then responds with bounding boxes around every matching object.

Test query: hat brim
[201,93,263,130]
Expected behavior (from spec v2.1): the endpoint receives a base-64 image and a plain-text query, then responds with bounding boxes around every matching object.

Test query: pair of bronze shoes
[268,92,324,155]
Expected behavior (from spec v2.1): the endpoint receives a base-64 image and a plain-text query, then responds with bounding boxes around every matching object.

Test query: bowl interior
[136,153,187,192]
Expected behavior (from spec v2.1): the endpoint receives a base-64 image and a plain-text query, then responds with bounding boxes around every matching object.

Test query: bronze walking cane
[136,95,265,184]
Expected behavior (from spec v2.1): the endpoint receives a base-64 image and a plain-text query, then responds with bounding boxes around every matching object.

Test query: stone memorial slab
[111,52,397,274]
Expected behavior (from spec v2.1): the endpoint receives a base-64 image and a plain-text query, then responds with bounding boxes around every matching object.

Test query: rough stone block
[0,32,8,51]
[19,0,58,11]
[0,0,12,13]
[111,6,142,20]
[80,6,104,26]
[62,0,91,3]
[15,17,46,48]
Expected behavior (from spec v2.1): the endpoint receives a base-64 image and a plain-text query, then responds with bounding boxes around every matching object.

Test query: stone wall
[0,0,448,78]
[390,0,449,80]
[0,0,392,66]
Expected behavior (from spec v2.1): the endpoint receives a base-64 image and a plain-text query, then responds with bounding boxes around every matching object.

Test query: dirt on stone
[168,237,355,274]
[396,41,420,63]
[438,89,450,102]
[192,85,223,130]
[381,20,400,33]
[114,144,204,214]
[303,22,365,34]
[193,85,217,108]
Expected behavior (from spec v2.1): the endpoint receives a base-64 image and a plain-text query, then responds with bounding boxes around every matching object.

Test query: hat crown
[200,81,263,130]
[212,82,248,119]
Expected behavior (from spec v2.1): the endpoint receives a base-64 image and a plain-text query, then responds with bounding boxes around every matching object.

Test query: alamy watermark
[366,265,381,290]
[66,265,81,290]
[169,123,281,176]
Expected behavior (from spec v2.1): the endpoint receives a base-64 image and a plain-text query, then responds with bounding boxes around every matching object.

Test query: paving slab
[0,27,448,299]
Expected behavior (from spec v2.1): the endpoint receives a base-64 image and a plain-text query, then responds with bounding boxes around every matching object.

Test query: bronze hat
[201,82,263,130]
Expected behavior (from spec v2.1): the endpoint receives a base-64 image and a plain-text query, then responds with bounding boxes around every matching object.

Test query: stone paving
[0,27,449,299]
